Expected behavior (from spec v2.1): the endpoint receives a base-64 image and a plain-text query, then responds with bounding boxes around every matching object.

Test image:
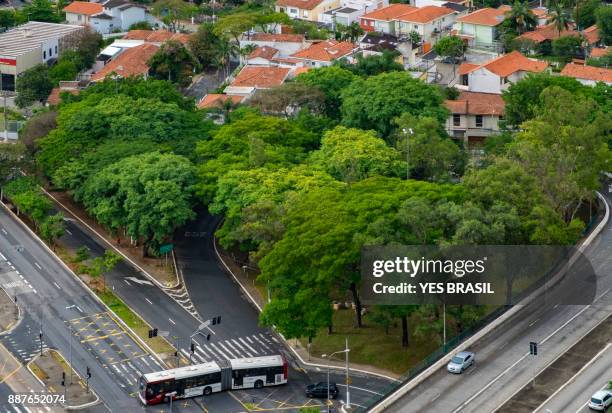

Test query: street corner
[228,386,328,412]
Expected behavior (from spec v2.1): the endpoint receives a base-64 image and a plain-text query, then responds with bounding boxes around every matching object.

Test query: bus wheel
[254,380,264,389]
[203,387,212,396]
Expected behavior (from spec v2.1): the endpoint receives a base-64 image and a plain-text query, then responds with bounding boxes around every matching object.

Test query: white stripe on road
[53,282,60,289]
[168,318,176,325]
[144,298,153,305]
[225,339,249,357]
[1,228,7,235]
[65,229,72,235]
[232,338,255,357]
[209,342,231,360]
[337,383,384,396]
[216,341,238,358]
[0,252,5,260]
[34,262,41,270]
[238,337,260,355]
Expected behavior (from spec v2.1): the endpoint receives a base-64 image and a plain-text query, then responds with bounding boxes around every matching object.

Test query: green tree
[295,66,356,119]
[61,28,103,70]
[49,59,78,85]
[0,9,18,29]
[595,6,612,44]
[509,86,610,224]
[340,71,447,137]
[188,23,227,70]
[248,83,325,117]
[336,22,364,42]
[0,143,27,185]
[574,0,601,29]
[148,40,196,86]
[129,21,153,30]
[81,152,197,251]
[310,126,404,181]
[21,0,60,22]
[548,1,573,36]
[552,35,583,61]
[89,250,122,291]
[151,0,197,32]
[336,50,404,77]
[505,1,538,34]
[434,36,466,75]
[40,213,65,246]
[213,12,258,43]
[15,64,53,108]
[393,114,463,181]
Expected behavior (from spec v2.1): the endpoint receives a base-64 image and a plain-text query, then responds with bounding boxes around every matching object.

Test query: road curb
[26,349,101,410]
[0,200,167,370]
[368,191,610,412]
[212,230,400,383]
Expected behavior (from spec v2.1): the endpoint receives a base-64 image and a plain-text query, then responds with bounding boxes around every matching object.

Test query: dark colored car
[306,382,339,399]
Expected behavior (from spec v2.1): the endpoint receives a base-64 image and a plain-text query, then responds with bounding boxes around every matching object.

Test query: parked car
[588,390,612,411]
[306,382,339,399]
[447,351,475,374]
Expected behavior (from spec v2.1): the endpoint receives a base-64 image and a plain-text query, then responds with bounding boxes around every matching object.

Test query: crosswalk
[0,258,36,296]
[103,354,163,390]
[182,332,280,365]
[0,404,54,413]
[3,334,49,364]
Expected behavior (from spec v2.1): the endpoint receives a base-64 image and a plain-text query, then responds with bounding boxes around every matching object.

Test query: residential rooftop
[561,63,612,83]
[395,5,455,23]
[123,30,191,44]
[229,66,291,88]
[63,1,104,15]
[276,0,326,10]
[460,51,548,77]
[249,33,306,43]
[291,40,356,62]
[0,21,84,58]
[444,91,505,116]
[91,43,159,81]
[361,4,418,21]
[457,7,507,26]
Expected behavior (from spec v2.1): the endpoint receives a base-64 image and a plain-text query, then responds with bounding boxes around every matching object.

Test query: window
[55,45,58,54]
[289,8,297,13]
[43,51,46,59]
[77,14,82,21]
[453,114,461,126]
[461,74,468,86]
[303,10,308,17]
[49,48,52,56]
[414,25,418,29]
[475,115,483,128]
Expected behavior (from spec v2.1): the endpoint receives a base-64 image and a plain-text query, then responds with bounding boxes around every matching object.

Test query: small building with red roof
[64,0,150,34]
[561,63,612,86]
[444,91,505,145]
[91,43,159,82]
[453,6,508,50]
[275,0,341,22]
[240,33,307,57]
[290,40,357,67]
[224,66,291,97]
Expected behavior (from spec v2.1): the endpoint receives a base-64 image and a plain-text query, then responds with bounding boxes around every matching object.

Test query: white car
[447,351,475,374]
[588,390,612,411]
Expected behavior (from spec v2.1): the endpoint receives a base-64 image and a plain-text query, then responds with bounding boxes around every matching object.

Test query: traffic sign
[159,244,174,254]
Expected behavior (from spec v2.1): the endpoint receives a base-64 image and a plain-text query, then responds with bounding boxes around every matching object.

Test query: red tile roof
[361,4,417,21]
[445,91,505,115]
[583,25,599,45]
[63,1,103,15]
[458,62,479,75]
[46,87,79,106]
[463,51,548,77]
[457,7,506,26]
[591,47,609,58]
[518,23,578,43]
[230,66,291,88]
[276,0,325,10]
[396,5,454,23]
[561,63,612,83]
[123,30,191,44]
[248,46,279,60]
[197,94,244,109]
[250,33,306,43]
[291,40,356,62]
[91,43,159,82]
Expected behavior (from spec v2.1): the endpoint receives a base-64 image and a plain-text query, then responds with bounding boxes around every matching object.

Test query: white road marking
[209,342,230,360]
[528,318,540,327]
[168,318,176,325]
[65,229,72,235]
[123,279,131,286]
[238,337,259,355]
[216,341,238,358]
[53,282,60,289]
[33,262,41,270]
[0,252,5,260]
[145,298,153,305]
[1,228,6,235]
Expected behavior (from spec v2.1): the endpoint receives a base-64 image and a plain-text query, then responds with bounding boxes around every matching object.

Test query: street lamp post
[322,345,351,412]
[402,128,414,180]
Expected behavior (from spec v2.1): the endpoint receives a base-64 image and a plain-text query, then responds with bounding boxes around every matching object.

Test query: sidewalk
[28,349,99,409]
[214,240,401,380]
[0,287,18,334]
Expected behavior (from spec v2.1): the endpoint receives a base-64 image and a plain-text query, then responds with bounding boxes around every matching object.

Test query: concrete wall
[468,67,500,93]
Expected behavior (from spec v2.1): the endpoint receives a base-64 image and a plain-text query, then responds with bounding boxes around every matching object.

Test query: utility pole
[69,324,73,385]
[345,337,351,409]
[443,302,446,352]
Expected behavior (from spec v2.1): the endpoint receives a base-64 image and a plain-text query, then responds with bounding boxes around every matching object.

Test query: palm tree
[506,1,538,34]
[547,1,572,36]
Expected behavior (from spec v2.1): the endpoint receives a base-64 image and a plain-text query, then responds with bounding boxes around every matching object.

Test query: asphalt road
[47,201,396,411]
[384,189,612,413]
[535,343,612,413]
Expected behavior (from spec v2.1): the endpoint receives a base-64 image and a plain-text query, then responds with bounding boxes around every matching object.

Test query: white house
[560,63,612,86]
[319,7,363,26]
[394,5,456,44]
[64,0,151,34]
[444,91,505,146]
[456,51,548,94]
[276,0,341,22]
[240,33,307,57]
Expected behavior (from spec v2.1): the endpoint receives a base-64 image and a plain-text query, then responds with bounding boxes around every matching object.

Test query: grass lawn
[301,309,441,376]
[98,290,174,355]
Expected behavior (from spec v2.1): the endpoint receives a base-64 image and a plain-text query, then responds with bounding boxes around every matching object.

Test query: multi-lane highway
[382,189,612,412]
